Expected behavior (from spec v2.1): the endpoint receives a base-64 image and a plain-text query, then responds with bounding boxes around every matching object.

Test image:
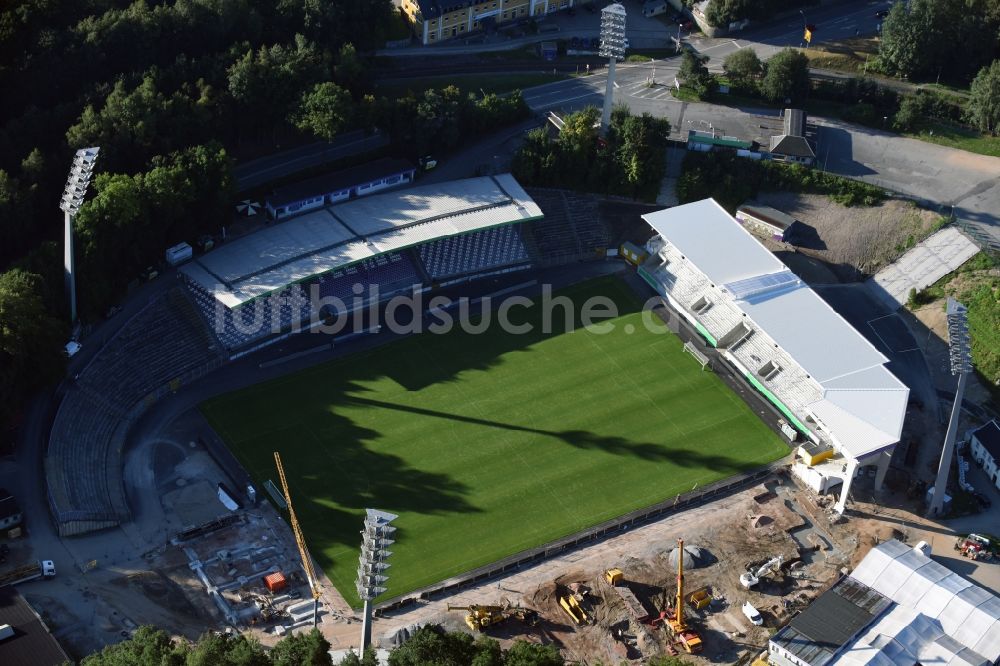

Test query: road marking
[528,91,602,110]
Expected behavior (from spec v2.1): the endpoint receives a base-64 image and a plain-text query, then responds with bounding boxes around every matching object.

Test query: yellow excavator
[447,603,539,632]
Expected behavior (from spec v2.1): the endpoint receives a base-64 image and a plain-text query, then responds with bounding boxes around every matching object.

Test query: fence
[374,462,782,613]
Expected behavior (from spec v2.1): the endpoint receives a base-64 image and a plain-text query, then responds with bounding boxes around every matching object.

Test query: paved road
[518,59,1000,248]
[233,130,388,193]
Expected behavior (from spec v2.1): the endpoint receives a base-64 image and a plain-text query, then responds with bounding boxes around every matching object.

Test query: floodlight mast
[356,508,398,654]
[599,3,627,132]
[928,298,972,516]
[60,147,100,323]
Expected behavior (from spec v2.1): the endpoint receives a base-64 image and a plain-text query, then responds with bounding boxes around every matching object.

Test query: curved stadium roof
[181,174,542,308]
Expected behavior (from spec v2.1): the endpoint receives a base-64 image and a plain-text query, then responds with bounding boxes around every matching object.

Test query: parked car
[742,601,764,626]
[973,491,992,509]
[875,9,889,18]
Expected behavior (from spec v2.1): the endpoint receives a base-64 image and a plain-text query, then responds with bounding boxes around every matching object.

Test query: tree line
[0,0,534,449]
[77,624,693,666]
[512,106,672,201]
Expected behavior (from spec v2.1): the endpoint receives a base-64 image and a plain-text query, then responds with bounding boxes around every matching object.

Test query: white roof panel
[180,174,542,307]
[644,199,909,462]
[735,285,889,384]
[642,199,787,285]
[847,541,1000,663]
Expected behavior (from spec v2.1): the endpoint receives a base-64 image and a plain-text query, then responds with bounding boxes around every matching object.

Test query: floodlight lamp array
[356,509,398,601]
[599,3,627,61]
[60,147,100,214]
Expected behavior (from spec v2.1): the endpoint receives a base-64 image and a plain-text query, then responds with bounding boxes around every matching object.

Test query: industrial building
[735,205,801,242]
[400,0,581,45]
[638,199,909,513]
[769,539,1000,665]
[0,586,71,666]
[264,158,416,220]
[0,489,21,532]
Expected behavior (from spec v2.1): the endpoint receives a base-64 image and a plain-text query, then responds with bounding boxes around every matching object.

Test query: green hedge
[676,150,886,211]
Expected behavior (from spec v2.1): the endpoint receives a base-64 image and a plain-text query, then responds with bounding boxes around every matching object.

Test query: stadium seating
[523,188,610,266]
[46,289,222,536]
[185,252,421,351]
[417,225,530,281]
[641,234,824,432]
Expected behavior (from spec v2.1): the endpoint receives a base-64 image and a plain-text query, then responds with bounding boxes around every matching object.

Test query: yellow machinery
[559,594,589,625]
[666,538,703,653]
[604,568,624,586]
[447,603,540,632]
[274,452,322,628]
[688,586,712,610]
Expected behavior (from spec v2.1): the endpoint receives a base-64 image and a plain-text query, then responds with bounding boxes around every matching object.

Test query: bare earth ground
[750,193,944,281]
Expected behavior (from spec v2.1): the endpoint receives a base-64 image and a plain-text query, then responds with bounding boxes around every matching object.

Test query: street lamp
[599,3,627,132]
[356,509,398,653]
[60,147,100,323]
[927,298,972,516]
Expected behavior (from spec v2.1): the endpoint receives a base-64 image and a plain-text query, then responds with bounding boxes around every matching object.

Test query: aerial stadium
[44,175,906,609]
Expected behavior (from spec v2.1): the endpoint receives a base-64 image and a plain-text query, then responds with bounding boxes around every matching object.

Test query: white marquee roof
[642,199,908,459]
[181,174,542,308]
[849,540,1000,662]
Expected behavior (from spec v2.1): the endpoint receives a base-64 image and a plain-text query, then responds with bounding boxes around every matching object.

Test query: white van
[742,601,764,626]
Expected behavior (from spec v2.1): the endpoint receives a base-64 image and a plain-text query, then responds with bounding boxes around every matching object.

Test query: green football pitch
[201,277,788,607]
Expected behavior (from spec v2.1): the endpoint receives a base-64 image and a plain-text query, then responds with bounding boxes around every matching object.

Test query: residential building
[0,489,21,531]
[401,0,579,45]
[265,158,415,221]
[769,539,1000,666]
[0,586,71,666]
[769,109,816,165]
[970,419,1000,489]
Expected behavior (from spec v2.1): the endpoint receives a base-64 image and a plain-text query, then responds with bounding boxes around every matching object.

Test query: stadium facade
[638,199,909,514]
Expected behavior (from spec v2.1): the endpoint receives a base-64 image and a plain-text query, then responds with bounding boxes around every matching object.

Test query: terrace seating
[46,289,222,536]
[523,188,610,266]
[417,225,530,280]
[185,252,422,351]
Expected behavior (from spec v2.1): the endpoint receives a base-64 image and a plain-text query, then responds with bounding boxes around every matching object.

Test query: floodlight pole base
[928,370,966,517]
[64,211,77,323]
[601,57,617,133]
[360,598,373,654]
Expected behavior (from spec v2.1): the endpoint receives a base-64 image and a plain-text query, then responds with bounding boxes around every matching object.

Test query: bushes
[677,151,885,210]
[512,105,671,201]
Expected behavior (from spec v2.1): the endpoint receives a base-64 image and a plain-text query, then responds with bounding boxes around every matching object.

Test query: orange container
[264,572,287,593]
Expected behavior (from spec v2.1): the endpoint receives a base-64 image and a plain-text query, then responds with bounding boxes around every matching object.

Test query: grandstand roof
[642,199,908,459]
[181,174,542,308]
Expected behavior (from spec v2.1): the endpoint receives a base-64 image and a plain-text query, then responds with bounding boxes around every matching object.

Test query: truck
[0,560,56,586]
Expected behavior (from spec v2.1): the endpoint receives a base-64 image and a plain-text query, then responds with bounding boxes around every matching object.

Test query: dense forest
[0,0,533,448]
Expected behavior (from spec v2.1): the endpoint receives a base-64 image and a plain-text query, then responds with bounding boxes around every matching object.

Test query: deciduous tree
[760,48,810,104]
[967,60,1000,134]
[292,82,351,141]
[723,48,762,92]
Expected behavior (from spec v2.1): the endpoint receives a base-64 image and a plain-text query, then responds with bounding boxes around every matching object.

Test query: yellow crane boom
[274,451,321,627]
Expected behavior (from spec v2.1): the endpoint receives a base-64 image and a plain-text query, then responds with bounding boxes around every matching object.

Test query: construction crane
[665,538,703,653]
[274,451,321,627]
[740,555,784,589]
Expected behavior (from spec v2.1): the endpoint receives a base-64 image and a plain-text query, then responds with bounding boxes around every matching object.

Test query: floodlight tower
[599,3,627,132]
[928,298,973,516]
[356,508,398,653]
[60,147,100,323]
